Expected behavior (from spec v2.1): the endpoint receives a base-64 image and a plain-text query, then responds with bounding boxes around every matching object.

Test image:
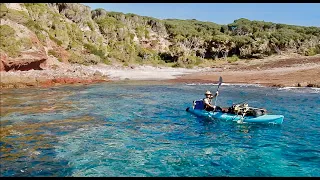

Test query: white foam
[186,83,262,87]
[277,87,320,94]
[278,87,301,90]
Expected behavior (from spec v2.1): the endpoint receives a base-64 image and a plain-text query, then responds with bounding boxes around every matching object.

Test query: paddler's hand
[215,91,219,96]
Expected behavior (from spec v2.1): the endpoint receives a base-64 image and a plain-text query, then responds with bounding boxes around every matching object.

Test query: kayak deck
[186,107,284,125]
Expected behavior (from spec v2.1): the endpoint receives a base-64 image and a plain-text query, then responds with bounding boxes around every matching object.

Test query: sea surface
[1,81,319,177]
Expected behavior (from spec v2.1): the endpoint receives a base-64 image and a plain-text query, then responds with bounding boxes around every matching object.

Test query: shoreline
[168,55,320,88]
[1,55,319,89]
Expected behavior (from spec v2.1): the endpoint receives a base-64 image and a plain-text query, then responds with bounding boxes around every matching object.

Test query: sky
[83,3,320,27]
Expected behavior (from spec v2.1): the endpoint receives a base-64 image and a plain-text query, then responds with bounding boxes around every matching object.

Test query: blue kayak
[186,107,284,125]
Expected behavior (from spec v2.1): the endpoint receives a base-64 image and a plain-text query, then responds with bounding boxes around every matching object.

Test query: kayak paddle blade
[219,76,223,85]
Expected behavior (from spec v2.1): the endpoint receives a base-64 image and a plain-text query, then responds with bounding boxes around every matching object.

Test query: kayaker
[203,90,219,111]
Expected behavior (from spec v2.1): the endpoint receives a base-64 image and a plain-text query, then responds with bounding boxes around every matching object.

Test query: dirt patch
[230,56,320,71]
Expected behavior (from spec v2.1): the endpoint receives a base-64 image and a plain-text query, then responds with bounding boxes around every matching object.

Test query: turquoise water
[1,81,319,177]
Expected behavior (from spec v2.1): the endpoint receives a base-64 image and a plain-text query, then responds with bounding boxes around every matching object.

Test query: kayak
[186,107,284,125]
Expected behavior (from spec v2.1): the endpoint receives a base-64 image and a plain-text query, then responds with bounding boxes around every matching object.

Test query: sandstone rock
[19,76,37,85]
[0,75,22,84]
[298,82,308,87]
[2,50,48,71]
[93,70,103,77]
[64,78,78,84]
[52,78,66,84]
[0,19,48,71]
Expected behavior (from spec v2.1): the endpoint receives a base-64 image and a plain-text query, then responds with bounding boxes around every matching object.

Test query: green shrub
[68,52,85,64]
[305,48,317,56]
[87,21,95,31]
[304,45,320,56]
[123,62,129,67]
[102,58,111,65]
[85,54,101,65]
[171,61,183,68]
[49,35,63,46]
[3,8,30,24]
[0,25,21,57]
[84,43,105,58]
[186,64,194,69]
[227,55,239,63]
[0,3,8,18]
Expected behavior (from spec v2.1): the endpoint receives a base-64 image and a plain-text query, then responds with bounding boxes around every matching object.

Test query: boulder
[2,50,48,71]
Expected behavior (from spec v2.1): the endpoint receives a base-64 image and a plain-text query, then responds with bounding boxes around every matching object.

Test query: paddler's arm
[204,98,215,108]
[210,91,219,98]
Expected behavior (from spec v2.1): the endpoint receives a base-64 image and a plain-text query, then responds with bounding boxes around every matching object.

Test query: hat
[205,90,212,95]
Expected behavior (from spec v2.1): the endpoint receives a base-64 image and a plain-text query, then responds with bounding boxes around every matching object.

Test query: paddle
[214,76,223,107]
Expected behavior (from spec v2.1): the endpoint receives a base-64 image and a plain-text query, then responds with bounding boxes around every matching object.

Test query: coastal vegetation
[0,3,319,68]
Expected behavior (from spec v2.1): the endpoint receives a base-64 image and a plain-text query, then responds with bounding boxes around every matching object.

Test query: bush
[68,52,101,65]
[177,55,203,66]
[172,62,183,68]
[123,62,129,67]
[304,45,320,56]
[85,54,101,65]
[227,55,240,63]
[68,52,85,64]
[0,3,8,18]
[84,43,105,57]
[87,21,95,31]
[3,8,30,24]
[49,35,63,46]
[0,25,21,57]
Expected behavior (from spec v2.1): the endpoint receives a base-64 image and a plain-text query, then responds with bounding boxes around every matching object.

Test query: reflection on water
[0,82,319,177]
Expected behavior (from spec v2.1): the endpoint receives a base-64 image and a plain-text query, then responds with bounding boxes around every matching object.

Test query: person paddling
[203,90,219,111]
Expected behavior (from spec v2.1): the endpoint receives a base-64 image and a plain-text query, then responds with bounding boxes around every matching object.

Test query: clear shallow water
[0,81,319,177]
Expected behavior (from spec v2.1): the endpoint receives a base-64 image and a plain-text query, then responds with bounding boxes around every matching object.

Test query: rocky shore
[0,57,109,89]
[0,57,202,89]
[1,55,319,89]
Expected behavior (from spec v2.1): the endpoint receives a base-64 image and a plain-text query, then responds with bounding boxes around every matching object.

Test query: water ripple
[0,82,319,177]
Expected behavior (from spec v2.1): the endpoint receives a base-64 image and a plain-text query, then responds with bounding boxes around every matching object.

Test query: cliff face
[0,3,319,71]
